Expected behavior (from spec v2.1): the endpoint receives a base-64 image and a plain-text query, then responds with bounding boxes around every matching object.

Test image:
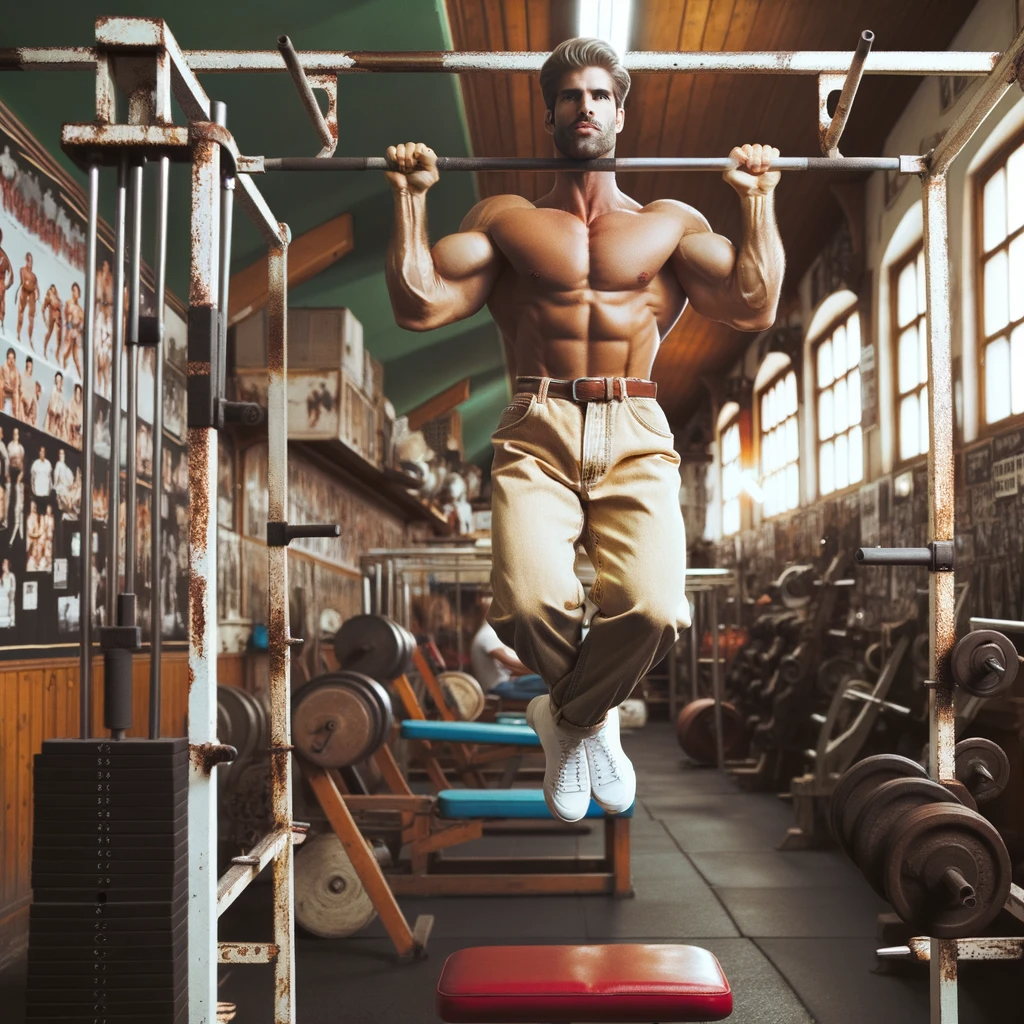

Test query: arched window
[891,244,929,463]
[814,306,864,495]
[977,128,1024,426]
[718,402,742,537]
[758,367,799,517]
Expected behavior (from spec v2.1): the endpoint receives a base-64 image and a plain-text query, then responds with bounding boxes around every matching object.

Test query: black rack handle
[266,521,341,547]
[855,540,954,572]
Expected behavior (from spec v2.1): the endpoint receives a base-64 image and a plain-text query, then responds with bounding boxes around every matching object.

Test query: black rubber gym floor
[1,723,1017,1022]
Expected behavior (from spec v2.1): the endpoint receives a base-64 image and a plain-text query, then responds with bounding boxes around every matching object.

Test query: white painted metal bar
[0,46,1004,76]
[187,133,221,1024]
[929,25,1024,178]
[216,828,290,916]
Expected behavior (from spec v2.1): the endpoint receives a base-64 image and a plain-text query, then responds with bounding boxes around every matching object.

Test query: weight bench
[436,944,733,1022]
[390,788,632,898]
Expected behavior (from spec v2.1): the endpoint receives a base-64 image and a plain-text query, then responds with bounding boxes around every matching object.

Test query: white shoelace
[586,732,622,786]
[556,738,587,792]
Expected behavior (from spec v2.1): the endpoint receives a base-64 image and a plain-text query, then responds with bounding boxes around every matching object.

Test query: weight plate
[294,833,378,938]
[438,671,486,721]
[33,816,187,836]
[33,778,187,795]
[777,653,803,686]
[35,757,189,772]
[333,615,411,680]
[950,629,1019,698]
[851,776,957,898]
[29,905,183,927]
[674,698,745,765]
[939,779,978,812]
[292,675,378,768]
[954,737,1011,803]
[41,739,188,757]
[336,671,393,753]
[217,686,260,770]
[884,801,1012,938]
[777,564,814,610]
[829,754,928,857]
[30,802,186,821]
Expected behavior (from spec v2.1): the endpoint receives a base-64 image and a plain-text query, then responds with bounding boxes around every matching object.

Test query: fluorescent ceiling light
[578,0,632,56]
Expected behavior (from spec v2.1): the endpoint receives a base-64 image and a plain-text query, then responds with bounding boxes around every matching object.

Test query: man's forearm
[734,192,784,322]
[386,189,443,327]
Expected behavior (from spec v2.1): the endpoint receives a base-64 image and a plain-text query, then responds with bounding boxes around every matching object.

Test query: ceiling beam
[407,377,471,430]
[228,211,354,326]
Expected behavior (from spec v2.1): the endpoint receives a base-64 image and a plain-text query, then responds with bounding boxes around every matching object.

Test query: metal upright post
[266,239,296,1024]
[106,159,127,628]
[79,165,99,737]
[124,162,143,598]
[187,135,221,1024]
[711,587,724,769]
[149,155,169,739]
[690,592,700,703]
[922,171,959,1024]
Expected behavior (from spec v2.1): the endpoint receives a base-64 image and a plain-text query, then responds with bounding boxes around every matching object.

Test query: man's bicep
[670,228,741,319]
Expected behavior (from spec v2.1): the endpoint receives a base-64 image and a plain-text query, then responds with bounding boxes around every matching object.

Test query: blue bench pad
[437,788,633,820]
[401,719,541,747]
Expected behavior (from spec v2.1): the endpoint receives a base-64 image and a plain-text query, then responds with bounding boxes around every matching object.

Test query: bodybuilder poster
[0,102,188,656]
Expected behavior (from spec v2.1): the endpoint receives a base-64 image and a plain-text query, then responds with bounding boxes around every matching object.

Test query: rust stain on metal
[189,572,206,660]
[191,742,237,775]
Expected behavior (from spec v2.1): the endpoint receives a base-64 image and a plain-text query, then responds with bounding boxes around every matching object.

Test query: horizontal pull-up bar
[242,155,926,174]
[0,47,1002,77]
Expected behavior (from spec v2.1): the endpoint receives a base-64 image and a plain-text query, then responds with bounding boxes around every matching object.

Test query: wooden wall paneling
[16,672,32,903]
[2,670,18,914]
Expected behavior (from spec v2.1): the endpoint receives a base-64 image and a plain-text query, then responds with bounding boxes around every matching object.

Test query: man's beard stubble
[552,119,617,160]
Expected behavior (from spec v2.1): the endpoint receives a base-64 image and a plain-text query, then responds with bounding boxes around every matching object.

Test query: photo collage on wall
[0,102,189,656]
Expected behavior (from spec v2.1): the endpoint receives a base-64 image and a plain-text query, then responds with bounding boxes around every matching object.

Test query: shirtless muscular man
[385,38,784,822]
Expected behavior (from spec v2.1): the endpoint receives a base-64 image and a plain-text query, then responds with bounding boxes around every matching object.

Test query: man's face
[545,66,624,160]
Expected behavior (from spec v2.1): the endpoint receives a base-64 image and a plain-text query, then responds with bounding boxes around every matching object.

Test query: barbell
[242,154,924,174]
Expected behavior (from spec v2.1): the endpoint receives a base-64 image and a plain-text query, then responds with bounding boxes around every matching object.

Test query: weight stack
[26,738,188,1023]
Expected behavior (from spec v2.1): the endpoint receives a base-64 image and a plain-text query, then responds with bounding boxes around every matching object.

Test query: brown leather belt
[515,376,658,402]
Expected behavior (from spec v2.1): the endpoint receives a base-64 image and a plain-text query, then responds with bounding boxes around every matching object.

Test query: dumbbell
[950,629,1020,697]
[832,754,1012,937]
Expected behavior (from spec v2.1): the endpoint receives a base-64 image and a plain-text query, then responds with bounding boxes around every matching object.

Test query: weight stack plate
[27,739,188,1024]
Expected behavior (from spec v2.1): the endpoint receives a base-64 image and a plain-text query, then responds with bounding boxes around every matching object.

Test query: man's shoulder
[460,194,535,232]
[643,198,713,236]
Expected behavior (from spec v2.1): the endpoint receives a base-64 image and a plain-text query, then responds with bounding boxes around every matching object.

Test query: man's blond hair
[539,38,631,111]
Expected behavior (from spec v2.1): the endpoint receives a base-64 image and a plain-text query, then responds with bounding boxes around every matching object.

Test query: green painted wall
[1,0,506,461]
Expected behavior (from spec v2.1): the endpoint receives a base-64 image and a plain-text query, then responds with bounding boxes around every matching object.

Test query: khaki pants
[488,378,690,729]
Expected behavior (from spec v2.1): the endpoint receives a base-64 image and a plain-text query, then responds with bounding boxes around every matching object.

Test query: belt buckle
[570,377,603,402]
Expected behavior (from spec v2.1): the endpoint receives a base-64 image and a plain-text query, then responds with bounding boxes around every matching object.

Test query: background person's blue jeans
[491,674,547,701]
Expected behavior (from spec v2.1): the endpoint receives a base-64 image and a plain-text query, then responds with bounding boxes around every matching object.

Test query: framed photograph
[23,580,37,611]
[162,366,186,443]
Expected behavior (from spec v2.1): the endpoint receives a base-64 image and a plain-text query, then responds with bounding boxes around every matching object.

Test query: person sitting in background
[469,595,547,702]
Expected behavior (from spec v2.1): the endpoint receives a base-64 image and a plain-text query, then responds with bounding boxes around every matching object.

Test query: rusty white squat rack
[4,16,1024,1024]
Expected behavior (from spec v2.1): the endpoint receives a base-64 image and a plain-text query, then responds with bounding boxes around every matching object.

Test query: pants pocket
[624,396,674,438]
[492,394,537,436]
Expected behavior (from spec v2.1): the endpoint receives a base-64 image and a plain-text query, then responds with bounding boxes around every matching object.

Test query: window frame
[975,125,1024,435]
[889,241,929,469]
[756,365,801,520]
[719,410,742,538]
[812,305,865,499]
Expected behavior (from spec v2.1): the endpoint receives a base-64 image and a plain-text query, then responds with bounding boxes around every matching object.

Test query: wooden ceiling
[444,0,980,426]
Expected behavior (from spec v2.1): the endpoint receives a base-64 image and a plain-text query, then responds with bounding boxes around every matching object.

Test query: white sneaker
[584,706,636,814]
[526,695,592,823]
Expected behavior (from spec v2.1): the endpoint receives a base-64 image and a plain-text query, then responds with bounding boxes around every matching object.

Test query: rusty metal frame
[10,16,1024,1024]
[914,22,1024,1024]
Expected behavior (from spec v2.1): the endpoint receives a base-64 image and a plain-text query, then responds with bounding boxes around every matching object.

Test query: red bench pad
[436,944,732,1022]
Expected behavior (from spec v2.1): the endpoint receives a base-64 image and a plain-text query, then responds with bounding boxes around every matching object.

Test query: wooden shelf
[295,438,451,531]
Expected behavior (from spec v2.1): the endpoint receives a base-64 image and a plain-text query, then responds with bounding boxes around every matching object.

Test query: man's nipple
[530,270,540,280]
[637,271,650,283]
